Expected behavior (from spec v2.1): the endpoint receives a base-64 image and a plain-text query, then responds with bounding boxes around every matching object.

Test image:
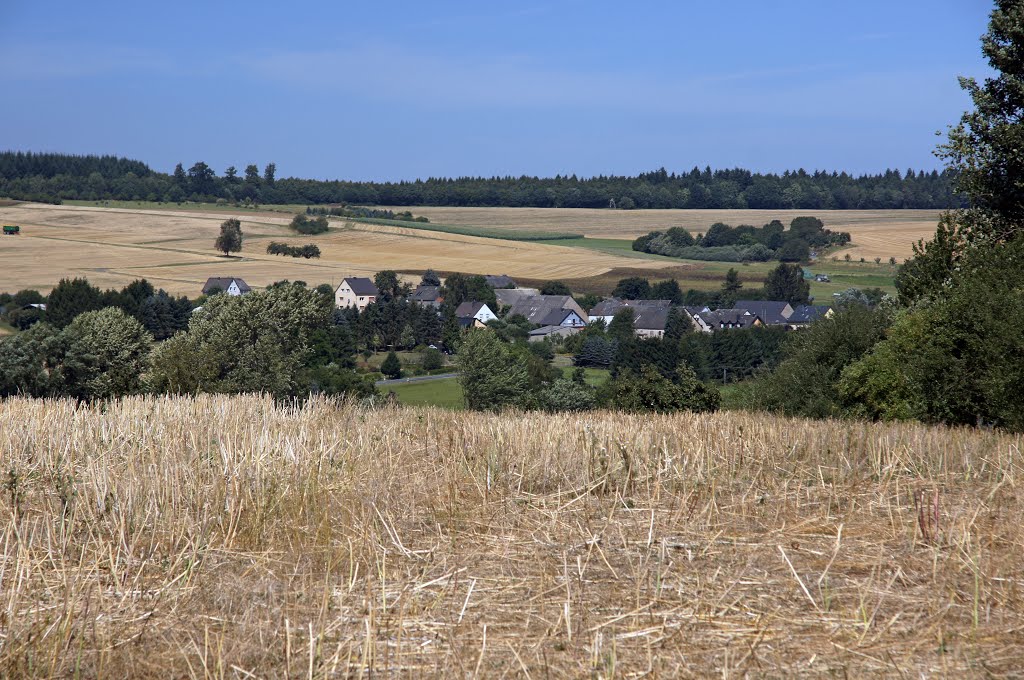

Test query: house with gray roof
[695,309,763,332]
[495,287,540,308]
[202,277,251,296]
[506,295,588,327]
[733,300,794,326]
[455,301,497,326]
[483,274,517,289]
[788,305,833,327]
[335,277,379,311]
[588,298,674,337]
[409,284,442,308]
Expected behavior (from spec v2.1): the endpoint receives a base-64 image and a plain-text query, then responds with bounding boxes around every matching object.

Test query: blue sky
[0,1,993,181]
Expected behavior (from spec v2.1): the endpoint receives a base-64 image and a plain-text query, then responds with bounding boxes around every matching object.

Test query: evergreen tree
[380,351,402,379]
[607,308,637,342]
[762,263,810,305]
[420,269,441,286]
[457,330,530,410]
[721,268,743,307]
[46,277,104,328]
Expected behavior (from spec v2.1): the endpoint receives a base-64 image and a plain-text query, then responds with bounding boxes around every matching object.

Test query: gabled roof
[588,299,672,331]
[410,285,441,302]
[789,305,831,323]
[682,305,710,317]
[341,277,379,297]
[495,288,540,307]
[537,307,580,326]
[483,274,517,289]
[455,301,488,319]
[631,306,670,331]
[506,295,585,325]
[733,300,793,325]
[698,309,761,330]
[202,277,251,294]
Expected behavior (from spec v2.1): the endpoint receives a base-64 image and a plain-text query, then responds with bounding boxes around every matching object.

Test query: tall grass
[1,395,1021,677]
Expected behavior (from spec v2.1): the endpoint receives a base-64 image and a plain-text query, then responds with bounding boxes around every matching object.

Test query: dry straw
[0,395,1021,677]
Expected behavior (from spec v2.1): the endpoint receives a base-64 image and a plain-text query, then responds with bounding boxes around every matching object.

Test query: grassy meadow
[1,395,1021,677]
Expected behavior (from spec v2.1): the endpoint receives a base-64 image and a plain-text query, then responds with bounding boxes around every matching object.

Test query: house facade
[335,277,380,311]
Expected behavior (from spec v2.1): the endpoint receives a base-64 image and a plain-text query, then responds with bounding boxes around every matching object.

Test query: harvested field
[382,207,943,260]
[0,204,677,295]
[1,395,1021,677]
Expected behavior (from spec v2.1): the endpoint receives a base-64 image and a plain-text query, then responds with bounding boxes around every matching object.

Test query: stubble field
[0,204,677,296]
[0,202,932,297]
[1,395,1021,677]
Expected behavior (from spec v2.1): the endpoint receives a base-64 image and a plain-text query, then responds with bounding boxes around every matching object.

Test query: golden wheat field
[0,204,678,296]
[1,395,1021,677]
[384,206,943,260]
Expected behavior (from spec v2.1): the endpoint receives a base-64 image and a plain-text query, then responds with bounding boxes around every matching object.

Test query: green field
[385,377,464,408]
[348,217,581,241]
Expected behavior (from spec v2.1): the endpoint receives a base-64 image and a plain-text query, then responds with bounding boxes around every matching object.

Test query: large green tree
[149,284,330,397]
[215,218,243,256]
[852,2,1024,430]
[762,263,810,305]
[457,330,530,411]
[60,308,153,400]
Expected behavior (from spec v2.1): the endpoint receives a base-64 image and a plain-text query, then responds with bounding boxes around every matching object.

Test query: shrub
[380,351,402,379]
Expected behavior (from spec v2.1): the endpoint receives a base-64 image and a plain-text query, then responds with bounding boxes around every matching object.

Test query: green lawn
[560,365,611,386]
[385,377,464,409]
[0,320,15,336]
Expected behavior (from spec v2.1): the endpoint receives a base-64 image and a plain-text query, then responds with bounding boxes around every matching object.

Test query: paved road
[375,372,458,387]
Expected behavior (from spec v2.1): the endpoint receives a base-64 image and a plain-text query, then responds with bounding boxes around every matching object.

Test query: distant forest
[0,151,966,210]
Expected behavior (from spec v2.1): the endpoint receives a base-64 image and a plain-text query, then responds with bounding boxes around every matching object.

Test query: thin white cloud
[1,44,177,79]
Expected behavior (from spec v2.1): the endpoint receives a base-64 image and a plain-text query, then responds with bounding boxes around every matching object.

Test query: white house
[202,277,251,296]
[455,301,497,325]
[335,277,379,311]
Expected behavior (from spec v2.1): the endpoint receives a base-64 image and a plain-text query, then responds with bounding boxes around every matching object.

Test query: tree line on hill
[0,151,964,209]
[632,216,851,262]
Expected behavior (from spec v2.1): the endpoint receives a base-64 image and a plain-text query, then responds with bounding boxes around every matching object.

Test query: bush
[421,347,444,371]
[266,242,321,258]
[603,365,719,413]
[289,214,330,235]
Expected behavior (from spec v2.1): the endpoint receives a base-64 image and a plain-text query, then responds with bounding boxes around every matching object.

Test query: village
[203,271,834,342]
